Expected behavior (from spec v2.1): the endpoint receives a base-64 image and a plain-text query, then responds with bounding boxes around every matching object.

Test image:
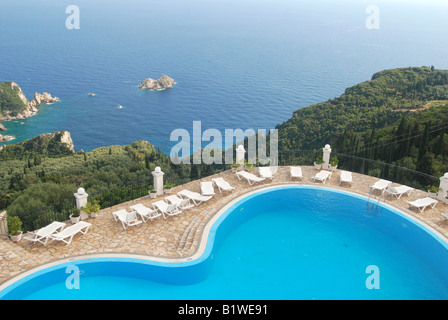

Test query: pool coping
[2,183,448,293]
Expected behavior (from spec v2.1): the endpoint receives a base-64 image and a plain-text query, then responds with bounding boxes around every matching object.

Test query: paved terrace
[1,166,448,285]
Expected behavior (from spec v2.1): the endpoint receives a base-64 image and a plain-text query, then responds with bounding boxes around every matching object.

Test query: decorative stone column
[74,188,89,209]
[438,172,448,202]
[322,144,332,170]
[152,166,165,196]
[0,211,8,238]
[236,145,246,165]
[74,188,89,220]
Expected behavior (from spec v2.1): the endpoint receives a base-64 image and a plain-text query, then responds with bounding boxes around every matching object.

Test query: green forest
[0,81,28,118]
[276,66,448,181]
[0,135,226,231]
[277,66,448,151]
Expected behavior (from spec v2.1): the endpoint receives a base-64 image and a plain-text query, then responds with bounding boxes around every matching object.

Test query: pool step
[177,211,207,257]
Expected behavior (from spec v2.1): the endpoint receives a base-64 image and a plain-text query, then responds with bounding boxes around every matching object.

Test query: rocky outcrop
[29,131,74,152]
[1,130,75,154]
[0,134,14,142]
[138,75,175,91]
[0,124,6,132]
[0,81,59,121]
[57,131,75,152]
[28,92,59,108]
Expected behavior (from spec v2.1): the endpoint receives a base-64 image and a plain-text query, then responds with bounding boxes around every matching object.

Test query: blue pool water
[1,186,448,300]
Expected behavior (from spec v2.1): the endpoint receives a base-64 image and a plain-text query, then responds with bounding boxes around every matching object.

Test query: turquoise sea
[1,0,448,152]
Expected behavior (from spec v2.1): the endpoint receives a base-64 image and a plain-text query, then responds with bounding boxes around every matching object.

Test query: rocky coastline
[0,120,13,142]
[0,82,59,143]
[0,134,14,143]
[0,82,59,121]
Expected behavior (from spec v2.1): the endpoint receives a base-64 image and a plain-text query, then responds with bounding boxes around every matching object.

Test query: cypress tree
[417,123,431,172]
[435,129,445,156]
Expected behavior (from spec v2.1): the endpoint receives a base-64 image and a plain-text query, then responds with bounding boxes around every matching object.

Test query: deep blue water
[1,187,448,300]
[1,0,448,152]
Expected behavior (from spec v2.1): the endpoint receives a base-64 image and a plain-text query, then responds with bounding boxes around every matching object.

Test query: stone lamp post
[152,166,165,196]
[438,172,448,203]
[236,145,246,165]
[322,144,332,170]
[74,188,89,220]
[0,211,8,238]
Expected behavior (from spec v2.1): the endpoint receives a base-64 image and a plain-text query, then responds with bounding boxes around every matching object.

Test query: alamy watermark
[65,265,80,289]
[169,121,278,168]
[66,5,80,30]
[365,265,380,289]
[365,5,380,30]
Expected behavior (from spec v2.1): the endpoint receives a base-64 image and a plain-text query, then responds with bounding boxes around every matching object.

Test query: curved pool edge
[2,183,448,298]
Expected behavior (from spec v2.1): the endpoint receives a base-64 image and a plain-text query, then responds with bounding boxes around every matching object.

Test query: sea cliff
[0,81,59,121]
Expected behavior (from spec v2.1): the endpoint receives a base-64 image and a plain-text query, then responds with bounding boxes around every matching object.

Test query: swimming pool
[1,186,448,299]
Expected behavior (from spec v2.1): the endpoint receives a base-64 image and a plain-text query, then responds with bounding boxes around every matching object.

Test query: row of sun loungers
[288,167,437,213]
[367,178,440,212]
[112,184,233,229]
[112,177,240,230]
[199,178,236,195]
[22,167,444,246]
[23,221,91,246]
[236,166,352,186]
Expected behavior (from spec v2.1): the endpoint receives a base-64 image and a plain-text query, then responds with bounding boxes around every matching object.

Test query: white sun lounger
[442,211,448,221]
[113,209,142,230]
[200,181,215,196]
[312,170,332,184]
[130,203,162,222]
[290,167,303,180]
[339,171,352,186]
[384,185,414,199]
[407,197,438,212]
[258,167,273,180]
[370,179,392,195]
[23,221,66,246]
[212,177,235,193]
[178,189,212,206]
[48,221,91,245]
[153,200,182,219]
[236,170,265,185]
[165,195,194,210]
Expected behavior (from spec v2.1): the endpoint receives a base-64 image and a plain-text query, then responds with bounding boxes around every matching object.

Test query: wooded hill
[277,66,448,152]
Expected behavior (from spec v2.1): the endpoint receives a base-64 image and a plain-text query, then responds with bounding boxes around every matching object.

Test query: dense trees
[332,105,448,179]
[0,81,28,118]
[0,136,227,230]
[276,67,448,152]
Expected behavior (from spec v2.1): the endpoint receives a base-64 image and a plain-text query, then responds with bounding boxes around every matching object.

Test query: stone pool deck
[1,166,448,286]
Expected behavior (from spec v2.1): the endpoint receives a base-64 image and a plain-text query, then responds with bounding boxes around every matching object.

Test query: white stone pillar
[322,144,332,170]
[152,166,165,196]
[74,188,89,209]
[438,172,448,201]
[0,211,8,237]
[236,145,246,165]
[74,188,89,220]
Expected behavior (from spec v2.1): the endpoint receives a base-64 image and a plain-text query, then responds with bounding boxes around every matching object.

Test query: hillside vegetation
[0,81,28,118]
[277,66,448,151]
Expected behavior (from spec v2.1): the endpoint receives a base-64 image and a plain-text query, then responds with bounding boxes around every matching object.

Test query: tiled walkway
[1,166,448,286]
